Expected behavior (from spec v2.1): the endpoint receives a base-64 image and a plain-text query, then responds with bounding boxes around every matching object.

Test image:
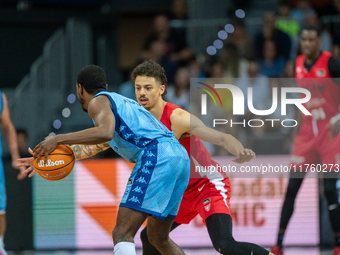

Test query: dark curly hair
[131,60,168,96]
[77,65,107,94]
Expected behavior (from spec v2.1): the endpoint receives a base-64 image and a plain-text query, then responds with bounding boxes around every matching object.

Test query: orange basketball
[33,144,75,181]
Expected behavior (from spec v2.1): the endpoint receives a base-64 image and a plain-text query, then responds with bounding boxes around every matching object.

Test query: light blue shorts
[120,140,190,220]
[0,160,6,213]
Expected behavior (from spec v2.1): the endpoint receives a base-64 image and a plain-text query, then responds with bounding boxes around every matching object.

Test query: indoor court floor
[5,247,334,255]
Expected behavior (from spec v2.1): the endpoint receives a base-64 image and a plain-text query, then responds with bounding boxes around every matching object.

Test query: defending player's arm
[33,95,115,163]
[0,93,26,180]
[170,108,255,163]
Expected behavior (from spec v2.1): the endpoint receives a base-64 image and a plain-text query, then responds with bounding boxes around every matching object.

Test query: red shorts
[291,123,340,170]
[174,177,231,225]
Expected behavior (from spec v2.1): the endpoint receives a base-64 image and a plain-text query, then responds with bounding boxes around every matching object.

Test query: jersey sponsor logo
[128,196,140,203]
[140,167,150,174]
[132,186,143,194]
[203,197,211,205]
[136,176,147,184]
[37,159,65,168]
[124,133,133,139]
[290,155,305,165]
[145,151,155,157]
[144,161,153,166]
[198,184,205,192]
[204,203,211,212]
[316,69,326,77]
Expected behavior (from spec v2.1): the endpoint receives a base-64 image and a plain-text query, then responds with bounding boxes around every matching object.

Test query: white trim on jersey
[209,178,229,209]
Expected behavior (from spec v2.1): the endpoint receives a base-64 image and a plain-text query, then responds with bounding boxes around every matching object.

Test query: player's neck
[305,51,321,64]
[149,99,166,120]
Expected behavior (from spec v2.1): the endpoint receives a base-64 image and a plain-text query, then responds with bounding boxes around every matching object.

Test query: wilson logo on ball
[33,144,75,181]
[37,159,65,168]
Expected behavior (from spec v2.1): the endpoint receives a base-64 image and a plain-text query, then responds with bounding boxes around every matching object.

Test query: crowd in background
[118,0,340,155]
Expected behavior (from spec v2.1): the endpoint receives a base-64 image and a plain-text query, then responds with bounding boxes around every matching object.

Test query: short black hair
[77,65,107,94]
[131,60,168,96]
[301,25,321,37]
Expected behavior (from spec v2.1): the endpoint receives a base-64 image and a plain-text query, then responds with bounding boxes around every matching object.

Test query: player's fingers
[23,166,33,174]
[16,162,30,167]
[43,150,51,165]
[28,147,34,155]
[28,169,36,178]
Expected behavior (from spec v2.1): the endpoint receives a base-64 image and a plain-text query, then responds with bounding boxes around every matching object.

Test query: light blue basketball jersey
[0,91,2,158]
[94,91,176,163]
[0,91,5,212]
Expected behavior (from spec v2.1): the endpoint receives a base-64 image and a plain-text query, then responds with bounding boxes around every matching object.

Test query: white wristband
[330,113,340,126]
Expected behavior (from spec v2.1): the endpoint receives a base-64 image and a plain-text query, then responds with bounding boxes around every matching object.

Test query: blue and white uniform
[0,92,6,214]
[95,91,190,220]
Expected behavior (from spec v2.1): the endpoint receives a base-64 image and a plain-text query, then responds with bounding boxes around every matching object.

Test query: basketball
[33,144,75,181]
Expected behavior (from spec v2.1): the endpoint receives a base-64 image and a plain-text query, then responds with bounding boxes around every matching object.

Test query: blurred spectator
[333,44,340,60]
[320,0,340,44]
[258,39,286,78]
[169,0,187,21]
[118,69,135,101]
[187,56,207,79]
[140,38,178,84]
[236,60,270,115]
[290,0,317,28]
[16,129,30,157]
[290,12,332,59]
[221,43,248,78]
[165,67,190,110]
[143,14,193,65]
[168,0,188,38]
[275,0,300,38]
[226,19,254,59]
[255,12,291,60]
[235,60,270,145]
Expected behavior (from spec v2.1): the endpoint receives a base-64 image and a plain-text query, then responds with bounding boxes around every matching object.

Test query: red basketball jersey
[160,102,227,184]
[295,51,340,123]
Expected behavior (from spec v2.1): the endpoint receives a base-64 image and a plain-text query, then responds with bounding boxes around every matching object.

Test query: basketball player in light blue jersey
[0,91,26,255]
[20,65,190,255]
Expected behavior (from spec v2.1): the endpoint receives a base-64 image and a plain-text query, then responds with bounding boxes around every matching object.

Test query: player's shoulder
[169,106,189,125]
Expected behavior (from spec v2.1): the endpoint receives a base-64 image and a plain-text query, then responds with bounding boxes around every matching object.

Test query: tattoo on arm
[72,145,82,159]
[96,143,110,152]
[82,145,93,156]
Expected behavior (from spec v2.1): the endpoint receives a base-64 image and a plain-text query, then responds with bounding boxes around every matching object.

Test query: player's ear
[77,83,85,95]
[159,85,165,95]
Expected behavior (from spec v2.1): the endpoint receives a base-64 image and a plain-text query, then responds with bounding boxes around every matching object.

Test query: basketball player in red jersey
[133,60,275,255]
[271,26,340,255]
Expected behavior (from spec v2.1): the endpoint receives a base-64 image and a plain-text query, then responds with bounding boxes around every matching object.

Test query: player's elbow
[102,131,114,141]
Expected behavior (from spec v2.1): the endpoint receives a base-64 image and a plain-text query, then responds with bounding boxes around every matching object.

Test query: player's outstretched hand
[232,148,255,164]
[16,148,36,178]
